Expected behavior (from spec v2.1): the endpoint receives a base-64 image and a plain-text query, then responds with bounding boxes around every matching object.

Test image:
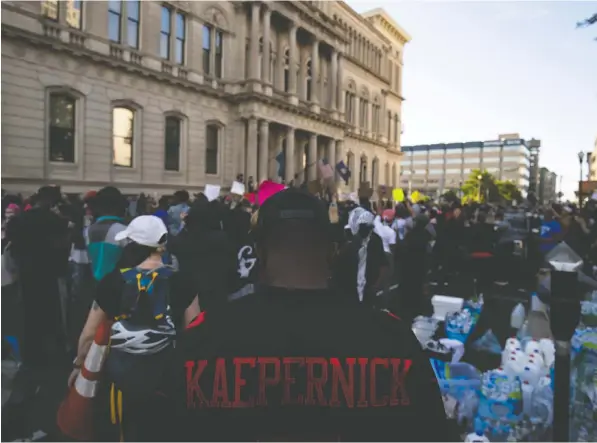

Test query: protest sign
[231,181,245,196]
[204,184,221,202]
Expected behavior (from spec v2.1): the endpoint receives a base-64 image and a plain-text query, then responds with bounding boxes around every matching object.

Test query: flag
[335,160,351,185]
[276,151,285,179]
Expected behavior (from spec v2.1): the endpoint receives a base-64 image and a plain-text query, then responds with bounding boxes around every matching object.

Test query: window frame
[47,90,79,164]
[112,105,137,169]
[215,29,223,78]
[41,0,59,21]
[175,11,186,65]
[205,122,223,176]
[66,0,83,29]
[202,24,212,75]
[164,115,183,172]
[160,5,172,60]
[126,0,140,49]
[108,0,122,43]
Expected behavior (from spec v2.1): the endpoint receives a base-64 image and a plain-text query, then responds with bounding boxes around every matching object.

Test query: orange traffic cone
[57,320,113,441]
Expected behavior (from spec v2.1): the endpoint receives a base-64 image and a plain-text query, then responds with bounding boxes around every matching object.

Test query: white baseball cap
[114,215,168,248]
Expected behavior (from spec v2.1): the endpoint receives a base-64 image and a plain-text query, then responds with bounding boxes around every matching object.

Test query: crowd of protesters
[2,182,597,441]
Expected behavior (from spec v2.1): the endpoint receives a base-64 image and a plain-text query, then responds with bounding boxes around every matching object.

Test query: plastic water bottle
[465,431,490,442]
[511,303,526,330]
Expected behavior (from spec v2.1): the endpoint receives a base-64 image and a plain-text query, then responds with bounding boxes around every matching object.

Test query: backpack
[104,266,176,396]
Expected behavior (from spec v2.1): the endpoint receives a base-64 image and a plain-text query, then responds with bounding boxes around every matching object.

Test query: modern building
[401,134,536,196]
[538,167,557,204]
[1,1,410,195]
[527,138,541,194]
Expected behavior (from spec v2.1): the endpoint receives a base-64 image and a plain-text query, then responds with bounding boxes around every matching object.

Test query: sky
[348,0,597,199]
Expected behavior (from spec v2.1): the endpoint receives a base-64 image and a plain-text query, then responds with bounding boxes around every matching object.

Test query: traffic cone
[57,320,112,441]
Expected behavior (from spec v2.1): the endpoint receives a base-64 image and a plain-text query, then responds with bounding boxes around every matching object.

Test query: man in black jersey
[150,188,452,442]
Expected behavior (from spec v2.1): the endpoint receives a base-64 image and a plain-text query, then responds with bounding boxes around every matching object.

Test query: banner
[258,180,285,205]
[230,181,245,196]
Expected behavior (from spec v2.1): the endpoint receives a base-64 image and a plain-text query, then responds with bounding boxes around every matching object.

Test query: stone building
[1,0,409,195]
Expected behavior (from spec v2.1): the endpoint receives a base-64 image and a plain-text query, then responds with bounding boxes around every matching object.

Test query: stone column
[308,134,318,181]
[288,24,298,104]
[353,96,360,131]
[337,54,345,119]
[237,119,247,178]
[326,138,336,169]
[249,2,260,81]
[246,117,258,182]
[380,92,388,143]
[366,101,372,137]
[262,6,271,93]
[310,38,319,109]
[330,50,338,113]
[285,127,295,184]
[258,120,269,183]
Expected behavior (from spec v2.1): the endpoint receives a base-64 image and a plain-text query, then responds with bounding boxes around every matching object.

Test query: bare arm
[183,296,201,328]
[75,301,107,366]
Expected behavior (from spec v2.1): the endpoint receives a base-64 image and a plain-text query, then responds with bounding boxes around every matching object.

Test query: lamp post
[545,242,583,442]
[578,151,584,209]
[477,174,483,202]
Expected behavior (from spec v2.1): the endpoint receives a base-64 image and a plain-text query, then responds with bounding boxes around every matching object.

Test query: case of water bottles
[569,326,597,442]
[444,297,483,344]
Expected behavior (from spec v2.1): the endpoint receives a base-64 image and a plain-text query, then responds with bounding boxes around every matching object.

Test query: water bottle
[511,303,526,330]
[465,431,490,442]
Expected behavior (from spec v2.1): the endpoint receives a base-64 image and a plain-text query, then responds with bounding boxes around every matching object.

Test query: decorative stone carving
[203,6,228,29]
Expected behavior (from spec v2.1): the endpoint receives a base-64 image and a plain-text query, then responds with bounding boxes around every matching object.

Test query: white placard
[231,181,245,196]
[591,192,597,201]
[204,184,221,202]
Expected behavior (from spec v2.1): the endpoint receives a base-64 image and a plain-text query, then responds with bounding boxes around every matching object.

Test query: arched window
[392,163,397,188]
[384,162,390,185]
[205,123,221,175]
[387,111,392,140]
[48,92,77,163]
[306,59,312,101]
[113,106,136,167]
[393,115,399,143]
[359,156,368,184]
[164,115,182,171]
[372,158,379,187]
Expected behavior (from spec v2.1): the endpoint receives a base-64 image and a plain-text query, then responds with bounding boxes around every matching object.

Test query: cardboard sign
[204,184,221,202]
[393,188,405,202]
[318,160,335,180]
[258,180,285,205]
[231,181,245,196]
[378,185,389,200]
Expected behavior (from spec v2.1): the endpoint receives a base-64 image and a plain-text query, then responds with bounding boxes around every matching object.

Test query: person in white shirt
[374,210,397,307]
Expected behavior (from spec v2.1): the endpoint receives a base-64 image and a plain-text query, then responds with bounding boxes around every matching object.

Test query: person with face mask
[147,188,454,442]
[66,215,200,441]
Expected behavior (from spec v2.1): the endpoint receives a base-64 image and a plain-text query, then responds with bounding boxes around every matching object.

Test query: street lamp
[578,151,585,208]
[544,242,583,442]
[477,174,483,201]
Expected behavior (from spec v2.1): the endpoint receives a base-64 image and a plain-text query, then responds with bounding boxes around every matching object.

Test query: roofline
[337,2,391,46]
[359,7,412,43]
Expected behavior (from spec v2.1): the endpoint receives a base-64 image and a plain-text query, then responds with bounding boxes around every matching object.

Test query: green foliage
[496,180,523,203]
[461,169,500,203]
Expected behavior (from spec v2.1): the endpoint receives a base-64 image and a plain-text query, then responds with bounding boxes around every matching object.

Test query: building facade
[590,137,597,181]
[538,167,557,205]
[1,0,409,195]
[401,134,535,196]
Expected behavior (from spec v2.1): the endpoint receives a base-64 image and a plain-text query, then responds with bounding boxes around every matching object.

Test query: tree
[577,13,597,40]
[496,180,523,203]
[461,169,500,204]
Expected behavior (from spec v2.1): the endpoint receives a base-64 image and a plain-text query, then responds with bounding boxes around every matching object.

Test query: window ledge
[48,161,78,168]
